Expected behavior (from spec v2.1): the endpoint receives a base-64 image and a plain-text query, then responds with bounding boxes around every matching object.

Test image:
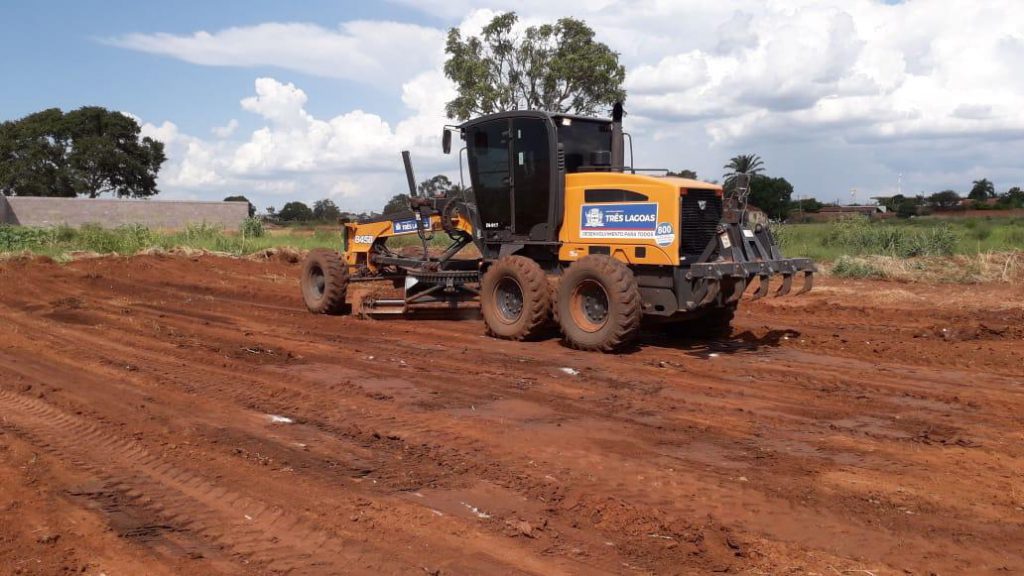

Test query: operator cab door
[511,118,552,239]
[467,120,512,239]
[466,117,552,241]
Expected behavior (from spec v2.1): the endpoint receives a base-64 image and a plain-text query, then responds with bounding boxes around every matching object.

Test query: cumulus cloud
[126,0,1024,207]
[138,75,456,211]
[211,119,239,138]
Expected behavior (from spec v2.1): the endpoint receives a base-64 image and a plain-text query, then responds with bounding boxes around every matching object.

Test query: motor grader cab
[299,106,814,352]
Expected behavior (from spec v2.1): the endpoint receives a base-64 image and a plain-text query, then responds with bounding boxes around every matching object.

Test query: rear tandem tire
[556,255,642,352]
[480,255,551,341]
[300,249,349,314]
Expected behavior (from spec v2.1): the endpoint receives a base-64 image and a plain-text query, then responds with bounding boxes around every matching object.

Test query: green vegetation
[0,107,165,198]
[444,12,625,120]
[776,216,1024,262]
[0,222,341,260]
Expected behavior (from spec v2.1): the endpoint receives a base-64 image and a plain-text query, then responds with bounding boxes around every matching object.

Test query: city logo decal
[579,203,659,240]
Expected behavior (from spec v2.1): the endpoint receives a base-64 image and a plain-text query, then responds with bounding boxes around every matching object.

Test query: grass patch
[777,216,1024,261]
[828,252,1023,283]
[0,222,343,260]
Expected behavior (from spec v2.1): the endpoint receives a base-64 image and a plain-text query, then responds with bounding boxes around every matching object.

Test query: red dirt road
[1,254,1022,575]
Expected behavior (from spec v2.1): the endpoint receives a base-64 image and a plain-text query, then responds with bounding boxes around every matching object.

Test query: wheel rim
[570,279,609,333]
[308,265,326,299]
[493,276,524,323]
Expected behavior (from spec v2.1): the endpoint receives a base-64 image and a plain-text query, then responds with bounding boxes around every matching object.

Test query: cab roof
[457,110,610,130]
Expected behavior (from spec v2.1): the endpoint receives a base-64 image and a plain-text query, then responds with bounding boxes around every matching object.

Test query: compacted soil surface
[0,254,1022,575]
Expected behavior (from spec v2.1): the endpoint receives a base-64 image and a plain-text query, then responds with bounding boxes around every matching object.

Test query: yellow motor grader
[299,106,814,352]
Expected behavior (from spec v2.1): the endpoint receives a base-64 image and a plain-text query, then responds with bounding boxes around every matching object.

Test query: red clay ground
[0,254,1022,575]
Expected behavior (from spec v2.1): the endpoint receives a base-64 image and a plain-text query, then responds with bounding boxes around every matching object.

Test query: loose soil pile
[0,255,1022,575]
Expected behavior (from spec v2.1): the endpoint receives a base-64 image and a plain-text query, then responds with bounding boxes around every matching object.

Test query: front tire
[480,255,551,340]
[556,255,642,352]
[300,249,349,314]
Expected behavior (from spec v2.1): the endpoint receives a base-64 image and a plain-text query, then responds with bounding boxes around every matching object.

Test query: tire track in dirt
[0,388,401,575]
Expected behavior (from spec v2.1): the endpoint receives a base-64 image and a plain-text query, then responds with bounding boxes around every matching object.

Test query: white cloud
[211,119,239,138]
[139,75,456,211]
[127,1,1024,207]
[107,21,445,89]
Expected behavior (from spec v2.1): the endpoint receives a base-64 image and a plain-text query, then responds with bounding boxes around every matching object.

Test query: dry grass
[825,251,1023,283]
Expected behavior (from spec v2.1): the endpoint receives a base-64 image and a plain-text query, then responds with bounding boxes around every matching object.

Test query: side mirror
[442,129,452,155]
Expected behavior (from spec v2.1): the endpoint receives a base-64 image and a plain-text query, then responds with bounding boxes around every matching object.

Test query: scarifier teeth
[699,278,720,306]
[775,273,793,297]
[726,276,747,304]
[751,275,771,301]
[795,271,814,295]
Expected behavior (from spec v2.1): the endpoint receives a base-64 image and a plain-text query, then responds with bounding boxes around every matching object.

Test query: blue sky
[1,1,420,132]
[2,0,1022,212]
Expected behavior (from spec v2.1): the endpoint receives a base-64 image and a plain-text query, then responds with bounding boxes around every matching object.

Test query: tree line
[246,174,468,225]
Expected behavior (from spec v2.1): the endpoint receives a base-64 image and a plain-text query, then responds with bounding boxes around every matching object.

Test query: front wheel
[480,255,551,340]
[556,255,642,352]
[300,249,349,314]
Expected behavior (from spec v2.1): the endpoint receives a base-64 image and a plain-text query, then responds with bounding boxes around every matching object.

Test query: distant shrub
[831,256,885,279]
[240,217,264,238]
[182,222,223,241]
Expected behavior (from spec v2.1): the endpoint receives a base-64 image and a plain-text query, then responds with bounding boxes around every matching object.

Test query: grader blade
[751,274,771,301]
[775,273,793,297]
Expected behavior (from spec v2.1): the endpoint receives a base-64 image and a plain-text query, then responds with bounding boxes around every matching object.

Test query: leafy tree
[722,154,765,190]
[224,195,256,217]
[667,169,698,179]
[1001,186,1024,208]
[383,194,411,214]
[968,178,995,201]
[278,201,314,222]
[790,197,823,213]
[417,175,456,197]
[879,194,905,212]
[895,196,927,218]
[0,107,165,198]
[444,12,626,120]
[927,190,961,210]
[265,206,277,217]
[748,175,792,220]
[312,198,342,222]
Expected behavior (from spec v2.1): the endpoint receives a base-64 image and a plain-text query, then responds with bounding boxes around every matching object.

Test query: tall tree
[748,175,793,220]
[383,194,411,214]
[312,198,342,222]
[417,175,457,197]
[1002,186,1024,208]
[278,201,313,222]
[224,195,256,217]
[0,107,165,198]
[444,12,626,120]
[968,178,995,201]
[927,190,961,210]
[722,154,765,190]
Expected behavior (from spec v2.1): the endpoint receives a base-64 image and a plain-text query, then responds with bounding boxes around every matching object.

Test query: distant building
[0,196,249,230]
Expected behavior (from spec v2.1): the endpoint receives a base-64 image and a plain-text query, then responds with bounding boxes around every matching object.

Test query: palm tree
[968,178,995,201]
[723,154,765,190]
